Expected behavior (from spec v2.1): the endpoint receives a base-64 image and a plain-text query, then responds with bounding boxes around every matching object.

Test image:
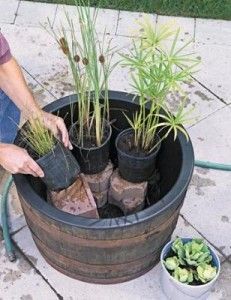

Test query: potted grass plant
[45,1,117,174]
[160,238,220,300]
[21,116,80,191]
[116,21,200,183]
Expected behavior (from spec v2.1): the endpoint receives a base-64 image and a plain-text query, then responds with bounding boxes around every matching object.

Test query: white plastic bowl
[160,238,220,300]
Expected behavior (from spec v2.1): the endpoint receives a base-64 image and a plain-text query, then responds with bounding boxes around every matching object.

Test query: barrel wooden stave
[20,194,182,282]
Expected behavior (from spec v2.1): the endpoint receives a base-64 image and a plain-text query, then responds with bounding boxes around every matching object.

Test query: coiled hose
[0,175,16,262]
[1,160,231,262]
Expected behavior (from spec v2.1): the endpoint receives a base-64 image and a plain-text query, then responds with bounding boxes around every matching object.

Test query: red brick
[48,174,99,218]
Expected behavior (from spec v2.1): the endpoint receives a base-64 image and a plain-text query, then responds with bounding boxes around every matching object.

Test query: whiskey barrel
[14,91,194,284]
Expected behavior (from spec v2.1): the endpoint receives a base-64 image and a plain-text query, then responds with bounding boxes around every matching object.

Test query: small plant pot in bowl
[36,141,81,191]
[160,238,220,300]
[115,128,161,183]
[69,121,112,174]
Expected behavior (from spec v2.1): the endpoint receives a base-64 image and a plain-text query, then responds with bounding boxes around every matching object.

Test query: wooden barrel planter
[14,91,194,284]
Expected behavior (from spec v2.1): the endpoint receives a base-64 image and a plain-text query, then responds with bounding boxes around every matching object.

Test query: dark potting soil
[71,124,110,149]
[117,131,158,158]
[98,203,124,218]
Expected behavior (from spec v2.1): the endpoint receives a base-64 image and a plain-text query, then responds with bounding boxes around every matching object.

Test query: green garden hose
[1,159,231,263]
[195,160,231,171]
[0,175,16,262]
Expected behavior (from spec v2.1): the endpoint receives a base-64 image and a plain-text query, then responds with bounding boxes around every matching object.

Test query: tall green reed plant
[45,0,117,147]
[121,20,200,153]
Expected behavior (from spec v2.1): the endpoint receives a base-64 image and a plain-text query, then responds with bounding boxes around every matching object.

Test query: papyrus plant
[45,1,117,147]
[121,20,200,153]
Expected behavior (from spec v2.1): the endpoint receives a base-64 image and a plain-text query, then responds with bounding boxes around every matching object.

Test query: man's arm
[0,55,73,176]
[0,58,40,117]
[0,57,71,148]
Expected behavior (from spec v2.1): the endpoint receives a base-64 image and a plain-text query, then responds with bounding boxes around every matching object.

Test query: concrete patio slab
[194,43,231,103]
[188,106,231,164]
[167,80,225,127]
[23,70,56,107]
[95,8,119,35]
[54,4,95,32]
[1,24,69,98]
[0,0,18,24]
[4,23,132,98]
[117,11,157,37]
[212,261,231,300]
[54,5,119,35]
[0,240,58,300]
[182,165,231,257]
[157,15,195,41]
[2,22,225,125]
[15,1,57,27]
[181,107,231,256]
[195,19,231,46]
[11,214,224,300]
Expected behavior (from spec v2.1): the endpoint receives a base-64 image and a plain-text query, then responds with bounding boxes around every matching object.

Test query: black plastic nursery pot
[116,128,161,183]
[13,91,194,284]
[36,141,80,191]
[69,121,112,174]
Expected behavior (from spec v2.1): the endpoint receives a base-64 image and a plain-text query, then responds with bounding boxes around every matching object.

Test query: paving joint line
[22,66,58,99]
[52,4,59,28]
[222,258,231,265]
[13,0,21,25]
[156,14,159,24]
[180,214,228,260]
[11,224,28,236]
[115,10,121,35]
[187,104,227,129]
[193,18,196,42]
[12,239,63,300]
[116,33,139,39]
[191,75,228,105]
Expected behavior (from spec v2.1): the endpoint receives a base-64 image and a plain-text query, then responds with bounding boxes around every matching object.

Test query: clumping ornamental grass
[21,117,55,157]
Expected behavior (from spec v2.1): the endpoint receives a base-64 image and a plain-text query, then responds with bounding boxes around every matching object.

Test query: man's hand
[0,144,44,177]
[41,111,73,150]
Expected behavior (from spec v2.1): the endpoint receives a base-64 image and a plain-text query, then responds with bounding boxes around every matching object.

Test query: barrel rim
[13,91,194,230]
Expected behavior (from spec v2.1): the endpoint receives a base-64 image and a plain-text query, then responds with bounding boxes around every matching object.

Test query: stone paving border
[1,0,230,104]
